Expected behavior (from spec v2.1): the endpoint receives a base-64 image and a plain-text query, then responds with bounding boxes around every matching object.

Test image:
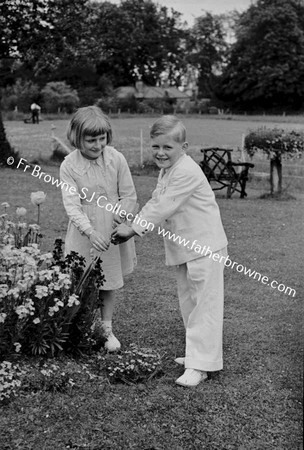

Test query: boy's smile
[81,133,107,159]
[151,134,188,170]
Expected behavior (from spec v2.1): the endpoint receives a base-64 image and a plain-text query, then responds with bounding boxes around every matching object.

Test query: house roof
[164,87,191,99]
[115,84,191,100]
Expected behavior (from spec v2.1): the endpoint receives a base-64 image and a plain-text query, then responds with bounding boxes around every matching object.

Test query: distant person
[112,115,228,387]
[30,103,41,124]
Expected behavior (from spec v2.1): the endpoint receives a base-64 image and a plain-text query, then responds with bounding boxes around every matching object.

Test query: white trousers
[175,248,227,372]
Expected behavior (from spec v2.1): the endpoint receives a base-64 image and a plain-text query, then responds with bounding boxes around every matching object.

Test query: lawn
[0,116,303,449]
[4,115,304,184]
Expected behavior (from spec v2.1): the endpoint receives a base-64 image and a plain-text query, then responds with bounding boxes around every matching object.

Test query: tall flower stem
[37,204,40,225]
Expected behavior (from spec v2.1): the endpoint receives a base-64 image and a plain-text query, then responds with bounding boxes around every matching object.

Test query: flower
[30,191,46,206]
[0,313,7,323]
[35,285,49,299]
[29,224,40,232]
[1,202,10,209]
[16,207,27,217]
[13,343,21,353]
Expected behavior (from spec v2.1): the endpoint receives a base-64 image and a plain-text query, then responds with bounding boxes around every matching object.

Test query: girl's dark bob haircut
[67,106,112,149]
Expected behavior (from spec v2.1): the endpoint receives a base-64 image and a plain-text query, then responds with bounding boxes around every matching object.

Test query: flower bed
[0,196,105,360]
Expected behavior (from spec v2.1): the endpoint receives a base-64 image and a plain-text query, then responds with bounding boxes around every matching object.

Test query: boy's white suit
[132,154,228,372]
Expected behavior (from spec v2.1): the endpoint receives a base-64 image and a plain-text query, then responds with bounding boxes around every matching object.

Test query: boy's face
[150,134,188,170]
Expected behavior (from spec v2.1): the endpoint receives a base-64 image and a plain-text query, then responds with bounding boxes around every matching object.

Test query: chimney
[135,80,144,93]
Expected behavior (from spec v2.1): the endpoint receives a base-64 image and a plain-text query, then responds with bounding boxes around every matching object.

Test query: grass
[1,116,303,449]
[4,116,304,193]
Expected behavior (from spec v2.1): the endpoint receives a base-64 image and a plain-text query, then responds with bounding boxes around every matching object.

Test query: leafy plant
[101,344,162,385]
[0,361,24,404]
[244,128,304,196]
[244,128,304,160]
[0,203,105,359]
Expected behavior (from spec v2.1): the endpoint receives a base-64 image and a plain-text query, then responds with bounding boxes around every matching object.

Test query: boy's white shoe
[174,357,185,366]
[175,369,208,387]
[104,332,121,352]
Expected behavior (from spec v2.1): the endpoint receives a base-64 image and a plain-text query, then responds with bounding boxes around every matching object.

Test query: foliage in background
[41,81,79,113]
[186,12,228,99]
[1,0,304,114]
[0,79,40,112]
[218,0,304,111]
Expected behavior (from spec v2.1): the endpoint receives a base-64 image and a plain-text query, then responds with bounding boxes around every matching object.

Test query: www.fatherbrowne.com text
[15,158,296,298]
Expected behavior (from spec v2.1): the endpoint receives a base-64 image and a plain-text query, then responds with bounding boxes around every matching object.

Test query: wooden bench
[199,147,255,198]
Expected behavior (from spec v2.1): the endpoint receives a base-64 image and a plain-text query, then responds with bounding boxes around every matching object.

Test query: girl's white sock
[100,320,112,332]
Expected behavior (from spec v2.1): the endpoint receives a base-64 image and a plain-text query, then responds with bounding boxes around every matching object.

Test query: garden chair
[200,147,255,198]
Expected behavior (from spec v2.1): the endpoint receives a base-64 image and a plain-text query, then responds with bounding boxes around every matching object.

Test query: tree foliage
[1,0,186,89]
[91,0,187,86]
[218,0,304,111]
[187,13,228,98]
[1,0,304,113]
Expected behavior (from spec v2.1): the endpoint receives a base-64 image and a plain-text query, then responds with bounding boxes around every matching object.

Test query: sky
[104,0,254,25]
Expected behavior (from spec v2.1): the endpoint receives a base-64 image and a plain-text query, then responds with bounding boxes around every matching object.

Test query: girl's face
[80,133,107,159]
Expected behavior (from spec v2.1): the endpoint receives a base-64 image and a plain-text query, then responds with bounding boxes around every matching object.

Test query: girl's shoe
[104,332,121,352]
[175,369,208,387]
[174,357,185,366]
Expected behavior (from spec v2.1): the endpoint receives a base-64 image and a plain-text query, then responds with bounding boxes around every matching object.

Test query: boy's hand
[111,223,136,244]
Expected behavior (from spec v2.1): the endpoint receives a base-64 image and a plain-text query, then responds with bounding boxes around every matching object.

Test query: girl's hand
[111,223,136,244]
[112,215,124,229]
[89,230,110,252]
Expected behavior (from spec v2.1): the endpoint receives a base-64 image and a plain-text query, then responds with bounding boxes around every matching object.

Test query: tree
[1,0,187,91]
[0,0,92,164]
[187,12,228,98]
[0,0,51,165]
[218,0,304,111]
[93,0,187,86]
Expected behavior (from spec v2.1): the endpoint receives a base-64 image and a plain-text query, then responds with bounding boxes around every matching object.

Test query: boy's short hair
[150,115,186,143]
[67,106,112,148]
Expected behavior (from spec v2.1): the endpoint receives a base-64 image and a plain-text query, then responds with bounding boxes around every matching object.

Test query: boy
[111,115,228,387]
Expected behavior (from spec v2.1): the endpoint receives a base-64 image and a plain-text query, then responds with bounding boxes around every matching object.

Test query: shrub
[137,101,155,114]
[41,82,79,113]
[143,98,174,114]
[78,87,103,107]
[244,128,304,160]
[244,128,304,196]
[95,96,119,113]
[0,202,105,359]
[116,95,138,113]
[100,344,162,384]
[0,79,40,113]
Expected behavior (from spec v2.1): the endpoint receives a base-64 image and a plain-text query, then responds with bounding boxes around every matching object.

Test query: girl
[60,106,137,352]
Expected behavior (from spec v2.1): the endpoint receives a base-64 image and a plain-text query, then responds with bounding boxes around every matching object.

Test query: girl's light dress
[59,146,137,290]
